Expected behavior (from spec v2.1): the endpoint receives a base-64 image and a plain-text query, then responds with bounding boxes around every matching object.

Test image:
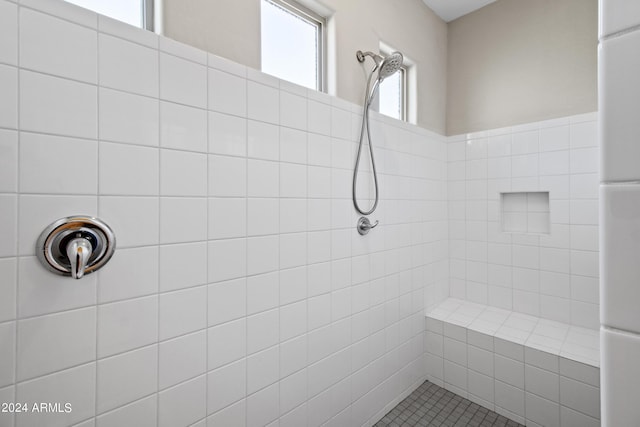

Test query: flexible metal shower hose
[352,76,381,216]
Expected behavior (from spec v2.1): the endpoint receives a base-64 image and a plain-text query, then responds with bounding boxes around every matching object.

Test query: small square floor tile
[374,380,524,427]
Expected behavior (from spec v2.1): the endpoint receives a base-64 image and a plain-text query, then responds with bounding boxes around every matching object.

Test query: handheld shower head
[378,51,403,81]
[352,49,405,217]
[356,50,404,81]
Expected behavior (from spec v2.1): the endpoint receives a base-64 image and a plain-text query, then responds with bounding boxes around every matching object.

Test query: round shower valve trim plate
[36,216,116,279]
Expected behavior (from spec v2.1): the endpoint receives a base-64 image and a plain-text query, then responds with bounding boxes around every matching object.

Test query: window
[378,64,407,121]
[261,0,325,91]
[63,0,153,30]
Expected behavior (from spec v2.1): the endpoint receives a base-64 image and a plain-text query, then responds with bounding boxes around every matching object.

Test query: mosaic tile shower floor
[374,381,524,427]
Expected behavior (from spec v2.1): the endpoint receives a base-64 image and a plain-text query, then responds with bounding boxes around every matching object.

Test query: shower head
[378,51,403,81]
[356,50,404,81]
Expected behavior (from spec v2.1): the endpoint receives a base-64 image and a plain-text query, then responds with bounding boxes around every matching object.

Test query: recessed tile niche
[501,191,550,234]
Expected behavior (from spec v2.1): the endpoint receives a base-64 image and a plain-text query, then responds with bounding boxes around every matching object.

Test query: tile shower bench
[425,298,600,427]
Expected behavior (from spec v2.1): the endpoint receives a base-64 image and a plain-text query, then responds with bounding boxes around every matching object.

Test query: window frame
[401,65,408,121]
[142,0,154,31]
[261,0,327,92]
[63,0,154,31]
[393,64,408,122]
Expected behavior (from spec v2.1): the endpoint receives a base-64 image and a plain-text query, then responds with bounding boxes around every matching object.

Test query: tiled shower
[447,116,599,329]
[427,115,601,427]
[0,1,449,426]
[0,0,638,426]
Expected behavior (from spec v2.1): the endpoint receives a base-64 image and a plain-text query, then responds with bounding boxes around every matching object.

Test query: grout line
[13,4,20,426]
[94,16,100,423]
[275,87,284,413]
[568,122,574,327]
[601,180,640,186]
[600,23,640,41]
[155,39,161,427]
[243,69,249,423]
[204,51,210,424]
[602,324,640,338]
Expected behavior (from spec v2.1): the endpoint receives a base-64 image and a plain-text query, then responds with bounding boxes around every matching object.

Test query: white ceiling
[422,0,497,22]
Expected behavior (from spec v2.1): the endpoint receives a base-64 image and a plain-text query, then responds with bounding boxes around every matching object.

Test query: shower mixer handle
[66,237,92,279]
[357,217,379,235]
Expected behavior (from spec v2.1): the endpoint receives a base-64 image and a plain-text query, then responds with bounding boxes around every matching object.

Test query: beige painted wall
[446,0,598,135]
[162,0,448,134]
[161,0,262,70]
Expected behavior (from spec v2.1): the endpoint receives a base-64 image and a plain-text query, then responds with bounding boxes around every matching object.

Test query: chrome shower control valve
[37,216,116,279]
[357,217,379,235]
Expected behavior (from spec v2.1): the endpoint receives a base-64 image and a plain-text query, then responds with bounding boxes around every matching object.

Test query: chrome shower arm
[356,50,384,66]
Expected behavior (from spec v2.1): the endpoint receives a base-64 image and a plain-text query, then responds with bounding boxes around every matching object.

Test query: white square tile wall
[599,0,640,38]
[600,30,640,182]
[601,328,640,426]
[0,1,449,426]
[601,184,640,333]
[447,114,599,328]
[600,1,640,424]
